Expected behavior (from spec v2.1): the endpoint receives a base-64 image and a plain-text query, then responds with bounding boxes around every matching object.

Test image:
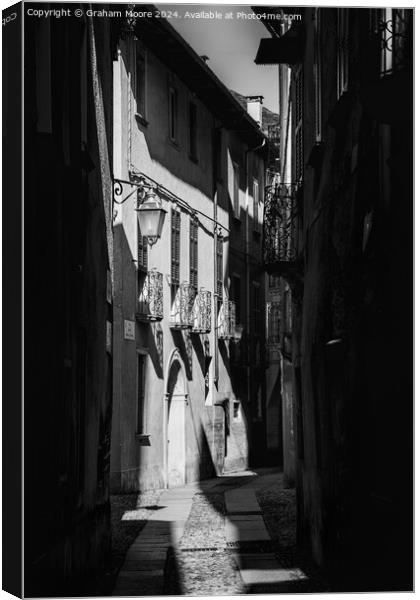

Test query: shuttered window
[216,235,223,298]
[137,224,148,271]
[171,209,181,284]
[189,218,198,289]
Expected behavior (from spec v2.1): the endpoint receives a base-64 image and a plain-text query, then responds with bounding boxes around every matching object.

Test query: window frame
[135,39,147,122]
[188,101,198,162]
[168,86,178,144]
[136,351,147,435]
[233,161,240,219]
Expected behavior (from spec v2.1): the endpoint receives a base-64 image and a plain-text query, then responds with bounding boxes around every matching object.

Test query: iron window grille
[263,183,299,266]
[170,281,195,330]
[191,288,212,333]
[294,66,304,183]
[218,300,236,340]
[136,268,164,322]
[374,9,412,77]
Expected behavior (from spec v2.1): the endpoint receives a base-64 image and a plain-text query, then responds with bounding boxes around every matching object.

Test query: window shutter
[190,219,198,289]
[138,226,148,270]
[171,209,180,284]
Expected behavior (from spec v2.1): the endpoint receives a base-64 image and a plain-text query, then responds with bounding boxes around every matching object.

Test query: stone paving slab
[225,489,261,514]
[231,553,307,586]
[112,484,196,596]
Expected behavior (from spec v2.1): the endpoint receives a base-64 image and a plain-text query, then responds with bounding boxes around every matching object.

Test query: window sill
[136,433,151,446]
[135,113,149,127]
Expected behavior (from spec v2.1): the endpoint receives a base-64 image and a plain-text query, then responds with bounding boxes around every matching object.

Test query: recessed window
[232,274,241,324]
[137,353,146,434]
[253,178,260,232]
[136,42,147,120]
[189,102,198,161]
[233,162,240,218]
[169,87,178,142]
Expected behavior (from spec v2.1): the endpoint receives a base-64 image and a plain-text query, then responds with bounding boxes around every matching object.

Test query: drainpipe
[245,138,266,421]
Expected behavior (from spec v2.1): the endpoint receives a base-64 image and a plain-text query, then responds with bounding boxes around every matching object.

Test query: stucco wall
[111,33,265,492]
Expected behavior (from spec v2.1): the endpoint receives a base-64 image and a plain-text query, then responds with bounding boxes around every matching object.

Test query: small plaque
[124,320,135,340]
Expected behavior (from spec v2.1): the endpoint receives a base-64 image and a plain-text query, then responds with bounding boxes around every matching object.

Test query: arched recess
[163,349,189,488]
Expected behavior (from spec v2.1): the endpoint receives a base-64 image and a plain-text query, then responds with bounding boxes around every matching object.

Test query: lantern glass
[136,189,167,245]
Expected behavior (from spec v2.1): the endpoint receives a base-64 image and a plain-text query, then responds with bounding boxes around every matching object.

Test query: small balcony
[263,183,300,275]
[170,282,195,330]
[136,269,163,322]
[218,300,236,340]
[191,288,212,334]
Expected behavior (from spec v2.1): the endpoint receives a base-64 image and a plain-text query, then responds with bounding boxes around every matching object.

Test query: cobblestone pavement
[113,468,329,596]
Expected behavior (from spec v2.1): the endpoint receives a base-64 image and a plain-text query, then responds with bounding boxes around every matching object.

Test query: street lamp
[136,188,167,246]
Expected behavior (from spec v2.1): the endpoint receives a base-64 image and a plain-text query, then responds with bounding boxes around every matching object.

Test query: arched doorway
[165,350,188,488]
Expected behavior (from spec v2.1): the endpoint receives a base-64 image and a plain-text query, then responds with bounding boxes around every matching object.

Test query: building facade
[257,7,413,591]
[110,12,267,493]
[24,11,117,596]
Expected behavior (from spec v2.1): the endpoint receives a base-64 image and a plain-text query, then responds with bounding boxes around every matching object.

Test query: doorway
[166,357,187,488]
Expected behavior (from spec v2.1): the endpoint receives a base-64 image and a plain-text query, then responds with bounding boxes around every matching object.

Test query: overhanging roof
[129,5,266,147]
[254,27,304,65]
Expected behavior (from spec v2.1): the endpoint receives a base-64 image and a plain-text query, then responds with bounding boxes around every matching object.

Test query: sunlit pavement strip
[225,488,306,589]
[112,484,198,596]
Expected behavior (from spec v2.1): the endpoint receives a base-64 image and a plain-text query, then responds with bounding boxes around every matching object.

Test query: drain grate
[226,540,275,553]
[179,547,221,553]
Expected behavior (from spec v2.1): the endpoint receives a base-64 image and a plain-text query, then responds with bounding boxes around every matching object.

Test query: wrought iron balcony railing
[375,9,412,77]
[136,269,164,322]
[191,288,212,334]
[263,183,299,270]
[170,282,195,330]
[218,300,236,340]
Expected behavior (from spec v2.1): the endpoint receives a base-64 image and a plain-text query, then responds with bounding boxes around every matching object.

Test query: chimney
[246,95,264,128]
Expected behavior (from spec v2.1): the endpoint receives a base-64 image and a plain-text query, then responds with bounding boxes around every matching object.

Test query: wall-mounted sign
[124,320,135,341]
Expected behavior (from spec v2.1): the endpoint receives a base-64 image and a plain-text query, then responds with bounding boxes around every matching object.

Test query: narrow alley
[110,469,327,596]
